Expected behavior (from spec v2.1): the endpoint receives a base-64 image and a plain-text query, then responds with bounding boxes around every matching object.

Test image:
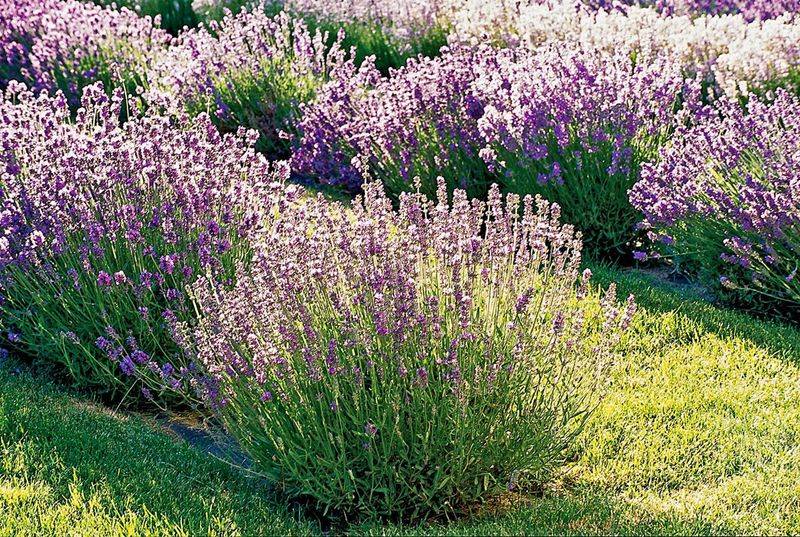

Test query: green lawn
[1,265,799,535]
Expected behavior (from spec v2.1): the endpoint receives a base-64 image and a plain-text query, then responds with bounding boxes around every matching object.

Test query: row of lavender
[0,0,797,519]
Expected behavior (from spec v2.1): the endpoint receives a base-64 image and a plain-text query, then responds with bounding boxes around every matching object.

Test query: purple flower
[119,357,136,376]
[97,271,112,287]
[131,350,149,365]
[159,255,176,275]
[113,271,127,285]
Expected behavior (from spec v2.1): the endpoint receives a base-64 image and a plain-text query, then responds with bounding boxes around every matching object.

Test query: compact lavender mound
[294,44,691,258]
[631,90,800,317]
[292,47,492,196]
[0,0,169,108]
[0,82,293,399]
[184,179,635,519]
[145,7,351,158]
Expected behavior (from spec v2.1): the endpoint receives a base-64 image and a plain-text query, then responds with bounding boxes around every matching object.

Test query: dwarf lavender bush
[0,82,293,398]
[145,8,351,158]
[294,44,691,258]
[292,46,493,196]
[0,0,169,108]
[630,90,800,316]
[184,179,635,519]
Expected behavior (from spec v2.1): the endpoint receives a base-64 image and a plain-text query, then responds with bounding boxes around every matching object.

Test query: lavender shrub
[451,0,800,100]
[630,90,800,317]
[0,82,295,399]
[473,45,693,258]
[145,7,351,158]
[292,46,492,196]
[293,44,692,258]
[0,0,169,108]
[183,178,635,519]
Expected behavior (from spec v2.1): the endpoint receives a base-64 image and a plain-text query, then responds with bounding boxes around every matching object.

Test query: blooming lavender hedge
[0,82,293,399]
[145,8,352,158]
[183,178,635,518]
[630,90,800,317]
[0,0,169,108]
[294,44,692,258]
[451,0,800,99]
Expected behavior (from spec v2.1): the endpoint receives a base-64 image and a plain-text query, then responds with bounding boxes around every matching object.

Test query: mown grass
[1,264,799,535]
[0,363,317,536]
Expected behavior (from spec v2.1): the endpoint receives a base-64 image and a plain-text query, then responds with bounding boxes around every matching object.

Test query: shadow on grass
[347,484,723,536]
[0,360,315,535]
[589,263,800,363]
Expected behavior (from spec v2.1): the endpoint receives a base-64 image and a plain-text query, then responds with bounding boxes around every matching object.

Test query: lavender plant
[450,0,800,100]
[292,46,492,197]
[630,90,800,317]
[145,8,351,158]
[293,44,692,258]
[183,178,636,519]
[473,46,693,258]
[0,0,169,108]
[0,82,293,399]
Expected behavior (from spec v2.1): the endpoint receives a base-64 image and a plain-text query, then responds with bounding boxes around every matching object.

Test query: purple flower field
[0,0,798,527]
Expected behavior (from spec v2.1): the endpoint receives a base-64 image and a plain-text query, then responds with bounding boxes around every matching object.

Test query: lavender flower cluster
[0,81,293,395]
[631,90,800,313]
[0,0,170,107]
[184,177,635,515]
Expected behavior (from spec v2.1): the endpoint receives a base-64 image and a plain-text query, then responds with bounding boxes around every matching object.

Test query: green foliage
[193,0,260,23]
[195,59,324,158]
[305,16,449,74]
